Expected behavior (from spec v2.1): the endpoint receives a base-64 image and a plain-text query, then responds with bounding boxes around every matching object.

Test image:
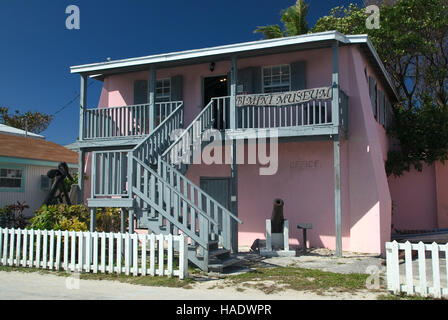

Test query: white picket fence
[0,228,188,279]
[386,241,448,298]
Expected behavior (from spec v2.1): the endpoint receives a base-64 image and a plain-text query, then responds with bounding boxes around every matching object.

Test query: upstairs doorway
[203,75,228,129]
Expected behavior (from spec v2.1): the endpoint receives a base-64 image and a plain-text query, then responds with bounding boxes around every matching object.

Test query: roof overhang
[70,31,398,100]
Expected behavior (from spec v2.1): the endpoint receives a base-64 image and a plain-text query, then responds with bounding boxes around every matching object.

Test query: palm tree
[254,0,310,39]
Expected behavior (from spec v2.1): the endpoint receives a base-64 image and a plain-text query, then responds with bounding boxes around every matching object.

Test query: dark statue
[42,162,74,206]
[271,198,284,233]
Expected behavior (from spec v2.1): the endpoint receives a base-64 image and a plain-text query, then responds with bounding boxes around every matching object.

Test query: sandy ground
[0,271,382,300]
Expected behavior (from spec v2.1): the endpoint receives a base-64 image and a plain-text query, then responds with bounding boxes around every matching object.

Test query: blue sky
[0,0,362,146]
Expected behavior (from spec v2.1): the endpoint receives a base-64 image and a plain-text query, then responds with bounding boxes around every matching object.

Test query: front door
[203,75,228,129]
[200,177,231,211]
[200,177,232,238]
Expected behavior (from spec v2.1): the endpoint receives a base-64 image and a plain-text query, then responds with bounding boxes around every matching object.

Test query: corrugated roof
[0,124,45,139]
[0,133,78,164]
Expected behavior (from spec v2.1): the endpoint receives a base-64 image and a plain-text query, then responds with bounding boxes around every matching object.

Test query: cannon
[42,162,74,206]
[270,198,284,233]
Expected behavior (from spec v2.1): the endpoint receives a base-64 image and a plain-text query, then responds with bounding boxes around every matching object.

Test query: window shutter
[133,80,148,105]
[368,76,376,118]
[237,68,253,94]
[171,75,183,101]
[379,90,385,126]
[385,99,393,129]
[252,67,262,94]
[290,61,307,90]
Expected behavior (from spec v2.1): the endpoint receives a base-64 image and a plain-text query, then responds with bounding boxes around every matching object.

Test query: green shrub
[30,204,89,231]
[96,207,123,233]
[30,204,123,232]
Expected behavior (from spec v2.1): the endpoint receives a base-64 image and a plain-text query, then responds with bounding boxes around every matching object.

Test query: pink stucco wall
[86,44,397,255]
[388,164,438,231]
[436,162,448,228]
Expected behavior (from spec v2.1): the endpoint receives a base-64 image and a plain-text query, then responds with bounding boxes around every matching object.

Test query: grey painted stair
[129,99,241,272]
[208,256,242,273]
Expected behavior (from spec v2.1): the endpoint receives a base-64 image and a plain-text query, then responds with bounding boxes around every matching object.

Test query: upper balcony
[78,87,348,148]
[79,101,183,148]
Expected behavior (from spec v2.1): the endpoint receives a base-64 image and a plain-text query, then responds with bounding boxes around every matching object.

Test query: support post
[149,66,156,132]
[333,135,342,257]
[78,149,85,204]
[230,56,238,253]
[89,208,96,232]
[266,220,272,251]
[120,208,126,234]
[332,41,340,128]
[128,209,134,234]
[79,74,87,141]
[332,40,342,257]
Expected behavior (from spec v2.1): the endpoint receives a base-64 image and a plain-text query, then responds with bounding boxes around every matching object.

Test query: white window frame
[262,64,291,94]
[0,165,25,192]
[155,78,171,102]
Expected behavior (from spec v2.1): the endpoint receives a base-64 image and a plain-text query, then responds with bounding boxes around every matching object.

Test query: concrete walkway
[0,271,380,300]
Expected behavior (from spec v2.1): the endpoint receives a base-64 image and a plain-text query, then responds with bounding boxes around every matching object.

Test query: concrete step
[208,256,242,273]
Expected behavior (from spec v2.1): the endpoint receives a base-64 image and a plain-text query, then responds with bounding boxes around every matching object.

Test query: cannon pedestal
[260,219,296,257]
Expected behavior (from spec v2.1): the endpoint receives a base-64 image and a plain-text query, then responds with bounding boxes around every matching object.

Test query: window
[156,78,171,102]
[0,167,24,190]
[262,65,290,93]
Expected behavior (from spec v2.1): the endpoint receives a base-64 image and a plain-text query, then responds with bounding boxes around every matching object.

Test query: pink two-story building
[71,31,403,271]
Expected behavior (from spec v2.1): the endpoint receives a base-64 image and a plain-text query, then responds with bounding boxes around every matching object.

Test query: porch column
[77,149,85,204]
[128,209,135,234]
[78,74,87,204]
[230,56,238,253]
[149,66,157,132]
[120,208,126,233]
[332,41,342,257]
[89,208,96,232]
[79,74,87,141]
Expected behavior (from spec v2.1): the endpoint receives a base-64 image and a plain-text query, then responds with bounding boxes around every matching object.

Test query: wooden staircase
[128,98,242,272]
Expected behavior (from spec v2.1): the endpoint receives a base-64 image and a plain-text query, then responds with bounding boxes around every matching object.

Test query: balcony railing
[82,101,182,140]
[207,88,347,131]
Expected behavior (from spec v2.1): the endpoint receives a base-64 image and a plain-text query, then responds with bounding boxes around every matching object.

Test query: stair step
[209,248,230,258]
[208,257,242,272]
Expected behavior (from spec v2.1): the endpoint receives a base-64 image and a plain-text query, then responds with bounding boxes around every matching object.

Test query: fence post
[9,229,15,266]
[386,241,400,294]
[404,241,414,295]
[22,229,27,267]
[417,241,427,297]
[0,228,3,264]
[179,234,188,280]
[158,234,164,276]
[167,234,173,277]
[431,242,441,299]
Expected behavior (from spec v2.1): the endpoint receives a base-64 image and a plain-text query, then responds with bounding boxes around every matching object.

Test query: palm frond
[254,24,285,39]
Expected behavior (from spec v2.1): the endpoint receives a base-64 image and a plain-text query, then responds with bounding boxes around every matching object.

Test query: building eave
[70,30,399,101]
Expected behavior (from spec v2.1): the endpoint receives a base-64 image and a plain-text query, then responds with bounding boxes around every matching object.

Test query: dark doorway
[203,75,228,129]
[203,76,228,106]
